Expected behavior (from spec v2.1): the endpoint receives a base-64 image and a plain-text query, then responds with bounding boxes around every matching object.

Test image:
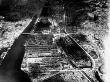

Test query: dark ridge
[0,0,12,12]
[0,0,16,20]
[0,14,38,82]
[0,0,44,22]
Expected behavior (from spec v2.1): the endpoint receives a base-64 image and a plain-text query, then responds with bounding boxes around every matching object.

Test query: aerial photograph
[0,0,109,82]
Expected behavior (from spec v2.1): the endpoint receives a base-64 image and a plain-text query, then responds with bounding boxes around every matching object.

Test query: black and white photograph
[0,0,109,82]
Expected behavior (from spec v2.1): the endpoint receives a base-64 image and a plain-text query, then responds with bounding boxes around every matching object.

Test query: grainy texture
[0,0,108,82]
